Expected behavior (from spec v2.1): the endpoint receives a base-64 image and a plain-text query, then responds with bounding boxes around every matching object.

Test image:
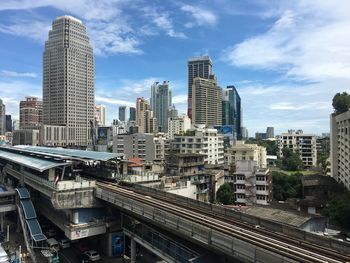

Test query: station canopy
[15,145,121,161]
[0,148,68,172]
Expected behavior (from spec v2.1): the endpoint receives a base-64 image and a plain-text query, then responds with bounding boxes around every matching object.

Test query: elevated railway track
[97,181,350,263]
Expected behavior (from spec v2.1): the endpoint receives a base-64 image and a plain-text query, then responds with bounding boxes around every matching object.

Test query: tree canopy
[322,192,350,229]
[216,183,235,205]
[332,92,350,114]
[281,148,303,171]
[272,171,303,201]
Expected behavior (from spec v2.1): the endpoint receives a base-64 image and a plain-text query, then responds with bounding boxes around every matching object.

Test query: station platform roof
[0,147,68,172]
[15,145,121,161]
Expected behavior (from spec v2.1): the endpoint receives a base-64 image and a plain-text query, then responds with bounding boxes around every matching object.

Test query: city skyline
[1,1,350,134]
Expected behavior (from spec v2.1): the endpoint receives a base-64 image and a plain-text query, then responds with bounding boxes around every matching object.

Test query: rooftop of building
[56,15,82,24]
[188,56,212,62]
[238,206,314,228]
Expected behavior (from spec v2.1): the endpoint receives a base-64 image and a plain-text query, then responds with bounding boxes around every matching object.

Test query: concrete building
[40,125,68,146]
[241,127,248,140]
[151,81,172,132]
[171,126,224,165]
[331,111,350,190]
[12,129,40,145]
[166,151,205,176]
[19,96,43,129]
[0,99,5,135]
[256,132,267,140]
[228,160,272,205]
[225,141,267,169]
[5,115,12,132]
[113,133,168,162]
[95,105,106,126]
[136,97,157,133]
[43,15,94,147]
[188,56,213,119]
[12,119,19,131]
[192,77,222,126]
[119,106,128,122]
[278,130,317,168]
[266,127,274,139]
[168,105,178,119]
[168,115,191,139]
[222,86,242,139]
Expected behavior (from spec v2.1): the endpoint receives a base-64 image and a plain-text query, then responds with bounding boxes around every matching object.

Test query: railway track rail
[125,183,350,262]
[97,181,350,263]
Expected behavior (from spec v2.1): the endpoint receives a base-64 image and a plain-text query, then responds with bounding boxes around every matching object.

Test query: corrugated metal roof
[0,149,67,172]
[15,145,120,161]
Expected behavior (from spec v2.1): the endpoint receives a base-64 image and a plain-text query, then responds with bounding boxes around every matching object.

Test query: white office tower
[43,16,94,146]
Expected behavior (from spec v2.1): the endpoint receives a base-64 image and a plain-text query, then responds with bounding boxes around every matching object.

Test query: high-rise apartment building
[192,77,222,126]
[331,111,350,190]
[278,130,317,168]
[151,81,172,132]
[0,99,5,135]
[225,141,267,169]
[168,115,191,139]
[266,127,274,139]
[43,15,94,146]
[188,56,213,119]
[119,106,128,122]
[222,86,242,139]
[95,105,106,126]
[172,126,224,165]
[19,96,43,129]
[5,115,12,132]
[129,107,136,122]
[136,98,157,133]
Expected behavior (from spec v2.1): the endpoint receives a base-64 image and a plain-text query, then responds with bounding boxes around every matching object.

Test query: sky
[0,0,350,135]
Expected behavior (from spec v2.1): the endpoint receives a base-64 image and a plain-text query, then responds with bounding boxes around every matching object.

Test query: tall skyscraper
[136,98,157,133]
[129,107,136,122]
[5,115,12,132]
[192,77,222,126]
[222,86,242,139]
[119,106,127,122]
[43,15,94,146]
[0,99,5,135]
[95,105,106,126]
[187,56,213,119]
[151,81,172,132]
[266,127,274,139]
[19,96,43,129]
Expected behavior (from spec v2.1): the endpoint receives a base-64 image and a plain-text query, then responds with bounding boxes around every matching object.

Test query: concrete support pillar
[130,237,136,263]
[73,211,79,224]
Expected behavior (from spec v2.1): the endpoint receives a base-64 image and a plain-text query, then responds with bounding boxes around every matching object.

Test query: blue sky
[0,0,350,135]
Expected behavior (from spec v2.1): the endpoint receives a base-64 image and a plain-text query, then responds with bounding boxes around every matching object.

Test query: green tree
[272,171,303,201]
[281,148,303,171]
[322,192,350,229]
[317,154,330,175]
[332,92,350,114]
[216,183,235,205]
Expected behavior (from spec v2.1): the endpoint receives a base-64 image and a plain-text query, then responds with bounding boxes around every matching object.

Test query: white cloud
[223,1,350,81]
[181,4,217,28]
[142,7,186,39]
[1,70,37,78]
[0,80,41,120]
[173,94,187,104]
[0,0,184,55]
[95,96,134,107]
